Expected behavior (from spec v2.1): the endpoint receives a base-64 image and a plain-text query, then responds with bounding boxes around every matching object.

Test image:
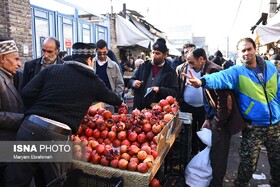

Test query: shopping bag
[185,128,212,187]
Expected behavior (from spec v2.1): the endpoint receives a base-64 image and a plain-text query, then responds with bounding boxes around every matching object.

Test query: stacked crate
[164,112,192,176]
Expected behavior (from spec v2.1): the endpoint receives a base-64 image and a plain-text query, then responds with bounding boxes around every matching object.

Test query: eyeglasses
[42,49,55,53]
[97,51,108,56]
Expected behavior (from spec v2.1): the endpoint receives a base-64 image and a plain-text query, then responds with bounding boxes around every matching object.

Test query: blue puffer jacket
[203,56,280,126]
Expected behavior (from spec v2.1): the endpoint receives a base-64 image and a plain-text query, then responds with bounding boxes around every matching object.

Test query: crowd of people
[0,35,279,187]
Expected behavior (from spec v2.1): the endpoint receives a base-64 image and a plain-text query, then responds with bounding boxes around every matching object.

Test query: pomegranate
[80,139,88,147]
[95,144,105,154]
[130,157,140,164]
[152,124,162,134]
[74,151,83,160]
[118,159,128,170]
[121,153,131,161]
[163,114,173,122]
[137,133,147,144]
[142,123,152,133]
[88,140,99,149]
[163,105,171,113]
[87,107,97,116]
[151,150,158,159]
[137,162,148,173]
[146,131,155,141]
[152,105,162,112]
[141,145,152,155]
[129,145,140,155]
[108,131,117,142]
[92,129,100,139]
[118,106,128,114]
[87,121,95,129]
[144,112,153,120]
[84,128,93,137]
[91,153,101,164]
[137,150,148,161]
[120,145,128,154]
[112,139,121,147]
[121,139,131,147]
[149,178,161,187]
[131,108,141,116]
[117,131,127,141]
[128,131,138,142]
[100,130,108,139]
[166,96,175,105]
[97,107,105,115]
[102,110,112,119]
[100,157,110,166]
[110,159,119,168]
[127,161,138,171]
[159,99,169,108]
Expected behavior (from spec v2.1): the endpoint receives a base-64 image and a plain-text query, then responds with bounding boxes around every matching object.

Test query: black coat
[128,60,178,110]
[22,56,64,89]
[22,61,122,133]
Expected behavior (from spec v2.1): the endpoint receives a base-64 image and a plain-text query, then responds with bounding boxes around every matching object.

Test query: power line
[231,0,243,32]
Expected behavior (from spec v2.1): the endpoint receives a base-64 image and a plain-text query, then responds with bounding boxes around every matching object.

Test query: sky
[32,0,279,52]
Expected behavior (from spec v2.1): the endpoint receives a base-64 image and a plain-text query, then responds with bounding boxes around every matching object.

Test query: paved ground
[224,133,271,187]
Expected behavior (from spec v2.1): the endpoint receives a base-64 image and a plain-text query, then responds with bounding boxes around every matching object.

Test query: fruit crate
[71,123,183,187]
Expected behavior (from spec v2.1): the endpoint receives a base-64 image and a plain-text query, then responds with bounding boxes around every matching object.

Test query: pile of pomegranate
[71,96,178,174]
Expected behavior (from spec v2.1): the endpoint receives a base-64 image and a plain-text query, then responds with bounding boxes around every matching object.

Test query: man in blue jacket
[183,37,280,187]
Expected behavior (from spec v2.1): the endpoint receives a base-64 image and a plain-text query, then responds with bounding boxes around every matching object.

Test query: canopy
[130,18,154,40]
[255,12,280,45]
[115,15,151,48]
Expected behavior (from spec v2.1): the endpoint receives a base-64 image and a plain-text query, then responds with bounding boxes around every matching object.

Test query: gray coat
[0,69,25,141]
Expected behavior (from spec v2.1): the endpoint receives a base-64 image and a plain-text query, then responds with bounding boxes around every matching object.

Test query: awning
[255,12,280,45]
[115,15,151,48]
[130,18,154,40]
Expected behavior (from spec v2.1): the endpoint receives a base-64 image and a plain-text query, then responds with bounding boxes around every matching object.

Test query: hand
[152,86,159,93]
[202,119,211,129]
[133,80,143,88]
[181,70,202,88]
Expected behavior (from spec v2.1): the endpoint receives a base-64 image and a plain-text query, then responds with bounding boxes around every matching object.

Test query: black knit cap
[152,38,168,53]
[72,42,95,60]
[214,50,223,58]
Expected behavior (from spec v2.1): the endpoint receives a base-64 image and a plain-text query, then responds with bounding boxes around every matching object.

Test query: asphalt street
[224,133,271,187]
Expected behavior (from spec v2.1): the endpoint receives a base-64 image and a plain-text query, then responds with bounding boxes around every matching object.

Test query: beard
[42,56,56,64]
[153,59,164,66]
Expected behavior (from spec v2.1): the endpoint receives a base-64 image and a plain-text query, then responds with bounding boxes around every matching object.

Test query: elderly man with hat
[0,37,25,186]
[5,42,125,187]
[128,38,178,110]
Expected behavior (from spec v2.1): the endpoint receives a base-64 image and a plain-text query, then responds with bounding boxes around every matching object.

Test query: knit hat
[152,38,168,53]
[214,50,223,58]
[0,37,18,55]
[72,42,95,60]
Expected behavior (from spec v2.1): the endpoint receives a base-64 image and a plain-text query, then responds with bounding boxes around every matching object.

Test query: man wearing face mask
[21,36,63,89]
[128,38,178,110]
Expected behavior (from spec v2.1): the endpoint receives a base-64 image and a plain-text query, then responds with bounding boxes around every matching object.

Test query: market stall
[69,96,190,186]
[72,119,182,186]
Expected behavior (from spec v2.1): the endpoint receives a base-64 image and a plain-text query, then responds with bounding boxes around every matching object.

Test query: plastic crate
[65,169,123,187]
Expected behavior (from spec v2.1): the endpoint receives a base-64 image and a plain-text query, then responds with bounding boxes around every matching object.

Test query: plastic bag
[185,128,212,187]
